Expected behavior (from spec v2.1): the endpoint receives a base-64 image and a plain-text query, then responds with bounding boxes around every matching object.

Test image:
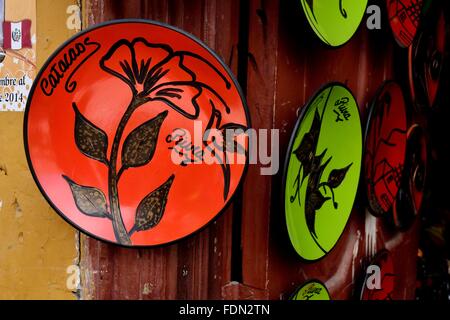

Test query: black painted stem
[108,95,149,245]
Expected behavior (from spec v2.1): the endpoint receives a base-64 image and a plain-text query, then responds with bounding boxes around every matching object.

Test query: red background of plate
[364,82,407,215]
[25,22,248,246]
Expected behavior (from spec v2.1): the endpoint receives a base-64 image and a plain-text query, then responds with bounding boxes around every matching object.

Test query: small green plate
[283,83,362,261]
[291,280,331,300]
[301,0,368,47]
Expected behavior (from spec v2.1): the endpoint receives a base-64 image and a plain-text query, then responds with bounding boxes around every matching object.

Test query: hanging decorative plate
[24,20,250,247]
[283,83,362,261]
[387,0,424,48]
[392,124,427,230]
[408,4,446,109]
[290,280,331,300]
[364,81,408,217]
[300,0,368,47]
[360,249,395,300]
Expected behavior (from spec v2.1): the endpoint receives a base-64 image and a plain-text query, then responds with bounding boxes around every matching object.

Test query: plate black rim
[23,18,252,249]
[281,81,363,263]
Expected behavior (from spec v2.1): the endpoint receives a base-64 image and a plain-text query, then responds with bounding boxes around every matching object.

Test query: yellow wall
[0,0,79,299]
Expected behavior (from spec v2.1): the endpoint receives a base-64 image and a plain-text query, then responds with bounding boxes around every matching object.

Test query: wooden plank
[222,282,269,300]
[239,0,280,291]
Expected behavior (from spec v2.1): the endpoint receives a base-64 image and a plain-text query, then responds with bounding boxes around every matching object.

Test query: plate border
[23,18,251,248]
[281,81,363,263]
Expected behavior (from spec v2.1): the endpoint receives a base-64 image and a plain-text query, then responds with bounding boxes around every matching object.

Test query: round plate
[364,81,408,217]
[387,0,424,48]
[290,280,331,300]
[360,250,395,300]
[300,0,368,47]
[408,3,446,109]
[392,124,427,230]
[24,20,250,247]
[283,83,362,261]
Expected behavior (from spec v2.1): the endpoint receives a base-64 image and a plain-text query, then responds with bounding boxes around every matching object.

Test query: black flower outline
[64,37,243,245]
[100,37,231,119]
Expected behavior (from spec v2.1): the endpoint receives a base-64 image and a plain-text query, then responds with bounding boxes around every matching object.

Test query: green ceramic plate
[284,83,362,261]
[301,0,368,46]
[291,280,331,300]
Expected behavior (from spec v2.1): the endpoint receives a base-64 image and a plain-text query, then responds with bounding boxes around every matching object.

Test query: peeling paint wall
[0,0,79,299]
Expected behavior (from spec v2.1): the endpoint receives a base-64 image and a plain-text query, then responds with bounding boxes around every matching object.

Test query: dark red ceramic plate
[392,124,427,230]
[24,20,250,247]
[364,81,408,217]
[408,3,446,109]
[360,249,395,300]
[387,0,424,48]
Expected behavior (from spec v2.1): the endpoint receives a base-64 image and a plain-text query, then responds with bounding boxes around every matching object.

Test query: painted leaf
[130,175,174,234]
[294,132,314,163]
[294,109,322,182]
[308,153,331,190]
[122,110,168,169]
[62,175,109,218]
[328,163,352,189]
[305,189,330,237]
[73,103,108,164]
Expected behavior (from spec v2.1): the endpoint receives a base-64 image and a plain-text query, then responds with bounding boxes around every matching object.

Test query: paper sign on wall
[0,0,36,112]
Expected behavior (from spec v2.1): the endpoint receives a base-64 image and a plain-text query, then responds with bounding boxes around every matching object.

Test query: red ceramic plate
[408,3,446,109]
[387,0,424,48]
[364,81,408,217]
[423,9,446,108]
[408,31,423,109]
[360,250,395,300]
[24,20,250,247]
[392,124,427,230]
